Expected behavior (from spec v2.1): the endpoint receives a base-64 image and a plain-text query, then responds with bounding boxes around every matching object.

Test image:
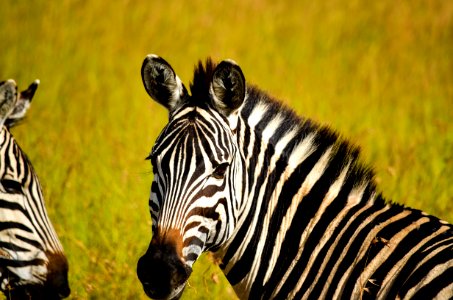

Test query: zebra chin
[137,243,193,300]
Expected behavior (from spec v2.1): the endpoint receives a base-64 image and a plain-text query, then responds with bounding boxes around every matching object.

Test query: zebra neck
[0,130,64,253]
[217,88,381,297]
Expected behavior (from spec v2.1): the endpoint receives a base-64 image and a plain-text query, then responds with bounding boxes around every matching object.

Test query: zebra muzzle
[137,242,192,300]
[45,252,71,299]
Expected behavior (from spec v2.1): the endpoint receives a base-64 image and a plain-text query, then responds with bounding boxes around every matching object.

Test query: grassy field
[1,0,452,299]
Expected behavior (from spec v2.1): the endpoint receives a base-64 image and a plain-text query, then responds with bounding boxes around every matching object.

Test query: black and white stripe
[138,55,453,300]
[0,80,70,299]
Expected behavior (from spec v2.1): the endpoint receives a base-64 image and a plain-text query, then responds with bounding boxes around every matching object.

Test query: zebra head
[0,80,70,299]
[137,55,245,299]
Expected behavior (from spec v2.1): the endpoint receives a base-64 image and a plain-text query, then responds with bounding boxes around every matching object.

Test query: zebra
[0,80,70,299]
[136,55,453,300]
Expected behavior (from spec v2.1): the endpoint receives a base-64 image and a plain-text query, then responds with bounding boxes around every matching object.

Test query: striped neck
[216,86,380,297]
[0,127,65,288]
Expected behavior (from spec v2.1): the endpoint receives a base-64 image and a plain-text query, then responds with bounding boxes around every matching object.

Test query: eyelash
[212,163,229,179]
[1,179,23,194]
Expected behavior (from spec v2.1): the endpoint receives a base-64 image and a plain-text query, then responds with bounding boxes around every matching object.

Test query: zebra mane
[189,58,217,106]
[242,85,380,201]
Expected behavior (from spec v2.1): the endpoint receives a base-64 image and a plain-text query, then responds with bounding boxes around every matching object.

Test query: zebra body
[137,55,453,300]
[0,80,70,299]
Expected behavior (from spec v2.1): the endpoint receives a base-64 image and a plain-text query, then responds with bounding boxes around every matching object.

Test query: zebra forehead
[171,105,227,127]
[154,108,233,155]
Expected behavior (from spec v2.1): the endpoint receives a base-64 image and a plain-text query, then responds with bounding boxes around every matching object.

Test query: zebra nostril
[137,245,191,299]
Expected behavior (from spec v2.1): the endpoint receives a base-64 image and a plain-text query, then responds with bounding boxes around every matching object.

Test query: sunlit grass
[1,0,452,299]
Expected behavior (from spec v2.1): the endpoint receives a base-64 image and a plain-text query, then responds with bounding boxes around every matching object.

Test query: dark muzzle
[137,243,192,299]
[45,252,71,299]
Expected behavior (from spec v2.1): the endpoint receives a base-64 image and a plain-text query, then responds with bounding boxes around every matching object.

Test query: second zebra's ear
[0,79,39,128]
[8,79,39,122]
[0,80,17,127]
[210,60,246,117]
[0,79,38,128]
[141,54,188,112]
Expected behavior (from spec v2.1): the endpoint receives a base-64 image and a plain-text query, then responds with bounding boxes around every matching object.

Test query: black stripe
[186,253,198,262]
[398,242,453,298]
[185,236,205,249]
[0,199,25,211]
[0,221,32,233]
[411,266,453,300]
[16,235,45,252]
[0,257,46,267]
[0,241,30,252]
[225,144,276,284]
[238,120,249,159]
[220,129,265,269]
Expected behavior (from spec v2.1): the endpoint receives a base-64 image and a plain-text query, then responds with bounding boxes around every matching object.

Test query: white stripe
[247,102,268,128]
[261,115,284,143]
[270,146,333,295]
[287,133,316,170]
[433,282,453,300]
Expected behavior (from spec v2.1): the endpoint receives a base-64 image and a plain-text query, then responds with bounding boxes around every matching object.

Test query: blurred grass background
[1,0,452,299]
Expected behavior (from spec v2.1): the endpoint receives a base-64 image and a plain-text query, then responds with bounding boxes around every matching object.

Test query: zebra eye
[213,163,229,179]
[0,179,23,194]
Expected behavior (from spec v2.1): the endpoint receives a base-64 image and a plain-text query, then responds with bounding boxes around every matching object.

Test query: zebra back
[137,55,453,300]
[0,80,70,299]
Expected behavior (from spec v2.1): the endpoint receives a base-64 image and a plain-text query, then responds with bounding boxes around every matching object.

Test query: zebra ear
[211,59,246,117]
[0,79,39,128]
[142,54,188,112]
[7,80,39,123]
[0,80,17,126]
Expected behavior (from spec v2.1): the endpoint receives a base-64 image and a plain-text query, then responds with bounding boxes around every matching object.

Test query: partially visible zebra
[0,80,70,299]
[136,55,453,300]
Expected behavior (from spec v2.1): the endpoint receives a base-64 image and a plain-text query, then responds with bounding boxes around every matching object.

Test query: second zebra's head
[137,55,246,299]
[0,80,70,299]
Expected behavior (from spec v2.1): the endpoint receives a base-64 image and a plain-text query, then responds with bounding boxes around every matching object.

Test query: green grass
[1,0,452,299]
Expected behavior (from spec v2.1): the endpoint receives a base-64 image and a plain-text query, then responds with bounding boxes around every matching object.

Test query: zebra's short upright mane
[244,85,379,200]
[189,58,217,105]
